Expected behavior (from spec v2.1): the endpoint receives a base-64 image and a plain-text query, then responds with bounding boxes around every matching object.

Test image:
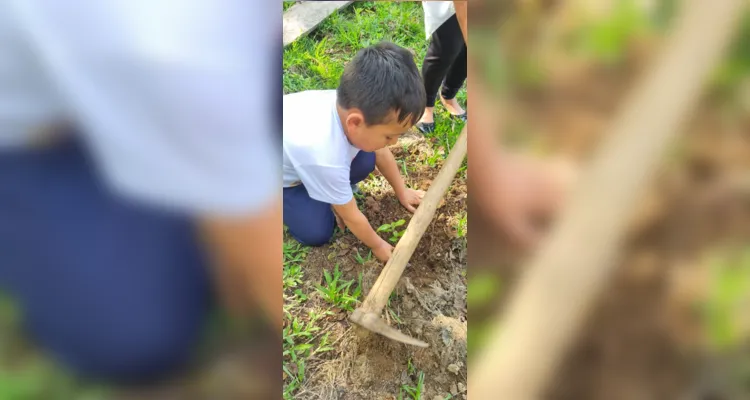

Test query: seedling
[377,219,406,243]
[399,159,409,178]
[398,369,425,400]
[353,248,373,265]
[315,265,362,311]
[387,295,403,325]
[454,212,467,238]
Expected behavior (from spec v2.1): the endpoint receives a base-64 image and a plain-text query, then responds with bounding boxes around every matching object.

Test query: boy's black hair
[337,41,426,127]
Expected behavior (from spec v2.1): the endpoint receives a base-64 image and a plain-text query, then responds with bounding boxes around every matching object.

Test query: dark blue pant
[0,139,212,382]
[283,151,376,246]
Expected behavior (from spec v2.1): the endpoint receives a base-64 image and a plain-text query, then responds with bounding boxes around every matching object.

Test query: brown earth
[294,137,468,400]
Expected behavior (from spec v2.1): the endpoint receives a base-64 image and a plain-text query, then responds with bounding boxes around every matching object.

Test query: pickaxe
[350,125,468,347]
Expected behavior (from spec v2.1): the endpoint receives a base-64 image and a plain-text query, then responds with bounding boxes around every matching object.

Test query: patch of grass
[283,237,340,399]
[454,212,467,238]
[353,248,373,265]
[284,2,426,94]
[565,0,652,65]
[315,265,363,311]
[377,219,407,243]
[398,359,426,400]
[705,247,750,353]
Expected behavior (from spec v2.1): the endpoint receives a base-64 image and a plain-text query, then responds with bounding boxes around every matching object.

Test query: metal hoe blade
[350,308,428,348]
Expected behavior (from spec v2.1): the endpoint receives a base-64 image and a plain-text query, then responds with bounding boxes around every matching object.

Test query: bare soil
[297,137,468,399]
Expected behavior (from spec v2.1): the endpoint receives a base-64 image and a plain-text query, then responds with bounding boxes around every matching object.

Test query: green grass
[315,265,362,311]
[705,247,750,353]
[353,248,373,265]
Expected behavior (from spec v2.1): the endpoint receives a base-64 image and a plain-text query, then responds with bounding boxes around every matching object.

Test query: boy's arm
[199,199,282,330]
[332,199,393,262]
[375,147,424,213]
[375,147,408,199]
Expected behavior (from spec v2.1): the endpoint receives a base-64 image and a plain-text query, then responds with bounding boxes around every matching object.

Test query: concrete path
[283,1,354,47]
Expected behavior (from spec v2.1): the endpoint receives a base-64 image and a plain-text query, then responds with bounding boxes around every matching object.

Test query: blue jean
[283,151,375,246]
[0,139,211,382]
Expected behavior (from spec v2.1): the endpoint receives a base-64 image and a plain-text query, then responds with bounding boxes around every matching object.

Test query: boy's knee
[293,224,334,247]
[69,319,197,382]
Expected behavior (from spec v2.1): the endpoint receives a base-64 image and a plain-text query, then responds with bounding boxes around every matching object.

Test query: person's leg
[440,44,467,118]
[419,15,466,129]
[283,185,336,246]
[283,151,375,245]
[350,151,376,185]
[0,139,212,383]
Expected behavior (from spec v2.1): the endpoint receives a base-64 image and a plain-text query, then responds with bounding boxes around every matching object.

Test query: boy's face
[342,109,413,152]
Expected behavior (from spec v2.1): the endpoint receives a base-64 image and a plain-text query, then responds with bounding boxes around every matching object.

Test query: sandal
[416,122,435,134]
[450,111,467,122]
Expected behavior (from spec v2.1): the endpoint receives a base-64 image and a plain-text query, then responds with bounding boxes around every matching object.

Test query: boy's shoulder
[284,89,336,105]
[283,89,345,151]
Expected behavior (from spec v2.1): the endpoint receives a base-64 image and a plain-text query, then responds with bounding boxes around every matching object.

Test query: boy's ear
[345,109,366,128]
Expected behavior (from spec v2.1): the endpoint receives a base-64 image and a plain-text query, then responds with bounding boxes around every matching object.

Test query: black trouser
[422,15,467,108]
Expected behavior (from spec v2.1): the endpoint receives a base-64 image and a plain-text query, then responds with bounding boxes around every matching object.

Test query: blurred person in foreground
[451,0,576,253]
[283,41,426,263]
[0,0,281,384]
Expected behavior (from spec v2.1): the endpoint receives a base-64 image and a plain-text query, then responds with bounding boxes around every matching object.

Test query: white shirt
[1,0,280,216]
[283,90,361,205]
[423,1,456,38]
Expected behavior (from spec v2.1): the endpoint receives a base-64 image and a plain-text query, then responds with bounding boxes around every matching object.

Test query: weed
[315,265,362,311]
[398,368,425,400]
[377,219,407,243]
[705,247,750,353]
[454,212,467,238]
[399,159,409,178]
[353,248,373,265]
[387,295,403,325]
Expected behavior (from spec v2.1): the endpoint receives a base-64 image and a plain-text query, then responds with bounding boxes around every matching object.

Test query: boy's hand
[398,188,425,213]
[472,153,577,249]
[372,240,394,263]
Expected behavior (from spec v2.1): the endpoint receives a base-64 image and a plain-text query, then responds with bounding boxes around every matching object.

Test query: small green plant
[454,212,467,238]
[283,240,308,290]
[315,265,362,311]
[353,248,373,265]
[705,248,750,353]
[387,292,403,325]
[398,369,425,400]
[399,159,409,177]
[426,149,442,167]
[377,219,406,243]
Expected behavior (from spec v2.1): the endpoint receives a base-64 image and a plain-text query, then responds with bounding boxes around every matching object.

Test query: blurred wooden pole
[469,0,746,398]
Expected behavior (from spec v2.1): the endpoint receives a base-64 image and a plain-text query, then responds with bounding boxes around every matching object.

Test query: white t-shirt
[1,0,280,216]
[423,1,456,38]
[283,90,361,205]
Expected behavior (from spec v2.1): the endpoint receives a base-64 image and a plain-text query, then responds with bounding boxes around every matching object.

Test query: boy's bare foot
[440,94,466,117]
